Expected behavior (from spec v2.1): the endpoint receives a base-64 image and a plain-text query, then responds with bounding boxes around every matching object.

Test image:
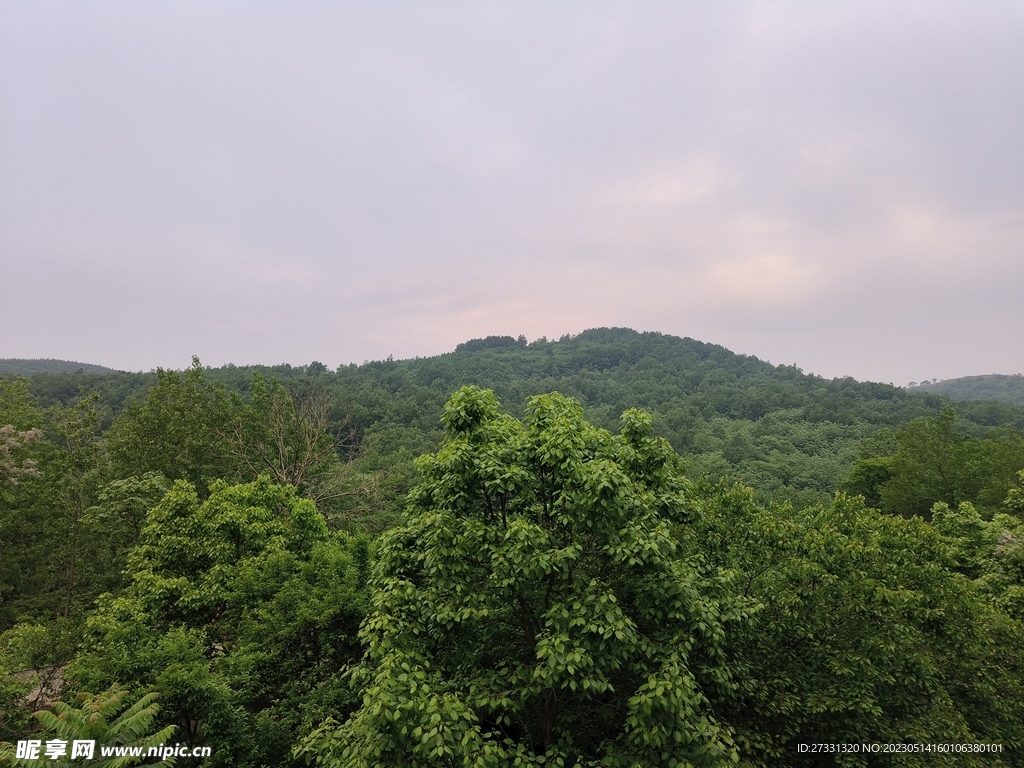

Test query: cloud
[1,1,1022,383]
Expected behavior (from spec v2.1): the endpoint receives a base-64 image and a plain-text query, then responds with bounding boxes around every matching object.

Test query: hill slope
[0,358,117,375]
[9,328,1024,509]
[914,373,1024,405]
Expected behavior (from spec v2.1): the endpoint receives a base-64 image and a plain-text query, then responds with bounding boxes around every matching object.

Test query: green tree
[844,408,1024,518]
[298,387,749,767]
[879,407,979,517]
[932,493,1024,621]
[48,394,109,619]
[0,391,113,649]
[1006,470,1024,516]
[0,660,33,743]
[81,473,172,597]
[106,358,232,493]
[0,379,49,628]
[72,477,368,767]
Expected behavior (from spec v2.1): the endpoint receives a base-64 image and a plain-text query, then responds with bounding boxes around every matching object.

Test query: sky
[1,1,1022,385]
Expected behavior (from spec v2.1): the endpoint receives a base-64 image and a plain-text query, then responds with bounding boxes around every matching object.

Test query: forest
[913,375,1024,406]
[2,327,1024,766]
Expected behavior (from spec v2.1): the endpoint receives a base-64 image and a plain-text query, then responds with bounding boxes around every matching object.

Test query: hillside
[914,373,1024,405]
[0,358,117,375]
[10,327,1024,510]
[326,329,1024,509]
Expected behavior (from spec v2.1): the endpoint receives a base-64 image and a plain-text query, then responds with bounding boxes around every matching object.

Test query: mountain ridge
[0,358,119,375]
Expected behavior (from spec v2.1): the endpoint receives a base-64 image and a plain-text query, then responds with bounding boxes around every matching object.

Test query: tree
[72,477,368,767]
[298,387,749,767]
[879,407,978,517]
[0,425,41,486]
[843,408,1024,518]
[0,379,51,628]
[48,394,109,619]
[81,473,172,597]
[223,373,372,515]
[105,358,232,493]
[0,391,114,628]
[932,490,1024,621]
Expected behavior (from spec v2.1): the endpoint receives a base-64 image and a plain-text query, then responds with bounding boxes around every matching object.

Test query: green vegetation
[297,389,748,766]
[3,329,1024,766]
[842,407,1024,519]
[914,374,1024,405]
[69,478,368,766]
[0,686,176,767]
[0,360,118,376]
[10,329,1024,517]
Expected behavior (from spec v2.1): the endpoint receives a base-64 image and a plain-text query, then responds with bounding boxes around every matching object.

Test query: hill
[913,373,1024,405]
[8,328,1024,510]
[0,358,117,375]
[322,329,1024,507]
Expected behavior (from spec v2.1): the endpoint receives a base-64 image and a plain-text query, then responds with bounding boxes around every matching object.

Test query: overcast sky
[1,1,1021,384]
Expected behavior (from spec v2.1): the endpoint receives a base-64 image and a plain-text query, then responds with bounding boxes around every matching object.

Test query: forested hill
[7,327,1024,510]
[914,373,1024,405]
[0,358,117,375]
[328,328,1024,508]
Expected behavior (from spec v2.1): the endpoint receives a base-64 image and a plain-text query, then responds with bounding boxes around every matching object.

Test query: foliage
[223,373,384,527]
[81,473,172,596]
[10,370,154,429]
[0,359,117,376]
[916,373,1024,405]
[0,426,42,487]
[932,492,1024,621]
[0,380,48,626]
[298,387,750,767]
[1,382,111,628]
[0,660,33,744]
[225,374,344,494]
[47,394,111,619]
[0,685,176,767]
[7,332,1024,765]
[105,358,232,493]
[843,407,1024,518]
[71,477,369,767]
[695,486,1024,765]
[22,328,1018,513]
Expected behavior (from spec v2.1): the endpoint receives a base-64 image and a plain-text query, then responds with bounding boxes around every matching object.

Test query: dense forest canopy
[7,329,1024,512]
[0,360,117,377]
[3,328,1024,766]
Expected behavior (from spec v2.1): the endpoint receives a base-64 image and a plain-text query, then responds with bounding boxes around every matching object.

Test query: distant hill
[0,358,118,375]
[8,329,1024,510]
[913,374,1024,405]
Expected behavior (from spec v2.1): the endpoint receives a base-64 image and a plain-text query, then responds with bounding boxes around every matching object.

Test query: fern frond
[104,703,158,743]
[94,687,130,717]
[35,709,76,740]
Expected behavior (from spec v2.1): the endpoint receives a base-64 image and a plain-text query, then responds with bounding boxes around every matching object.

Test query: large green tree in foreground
[71,477,369,767]
[299,387,751,767]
